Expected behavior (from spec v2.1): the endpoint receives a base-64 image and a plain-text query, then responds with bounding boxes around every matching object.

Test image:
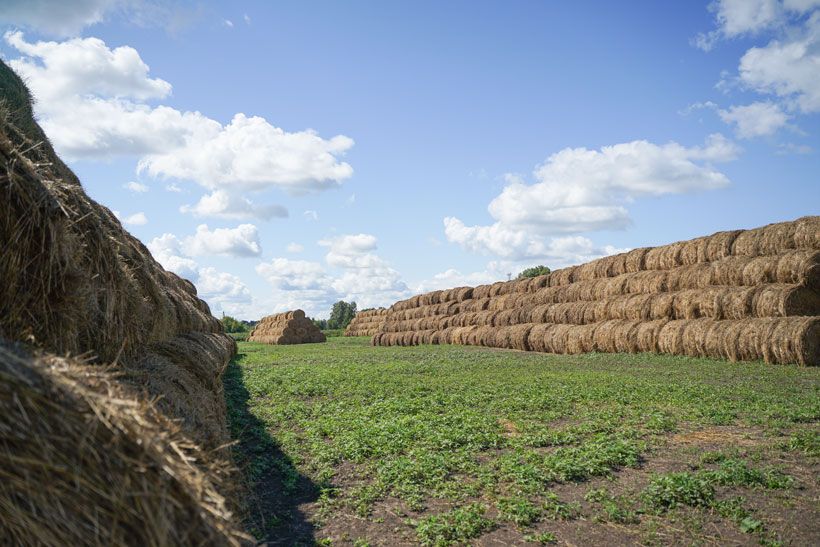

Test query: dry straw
[0,60,244,541]
[374,215,819,365]
[248,309,326,344]
[344,308,389,336]
[0,345,245,546]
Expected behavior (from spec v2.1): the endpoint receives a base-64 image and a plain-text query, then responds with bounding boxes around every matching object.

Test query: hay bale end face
[248,310,327,344]
[374,216,820,365]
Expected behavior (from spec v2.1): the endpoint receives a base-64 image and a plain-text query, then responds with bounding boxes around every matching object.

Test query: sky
[0,0,818,320]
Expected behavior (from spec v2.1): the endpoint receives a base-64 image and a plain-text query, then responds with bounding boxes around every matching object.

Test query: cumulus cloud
[319,234,385,268]
[4,32,355,219]
[256,258,332,291]
[255,233,411,316]
[737,14,820,113]
[123,211,148,225]
[718,101,792,137]
[147,233,252,311]
[692,2,819,141]
[0,0,120,37]
[286,242,304,253]
[124,180,149,193]
[195,267,252,304]
[181,224,262,257]
[414,268,500,293]
[180,190,288,220]
[444,135,736,261]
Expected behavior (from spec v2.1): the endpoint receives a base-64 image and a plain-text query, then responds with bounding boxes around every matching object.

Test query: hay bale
[344,308,389,336]
[0,344,244,546]
[248,310,326,344]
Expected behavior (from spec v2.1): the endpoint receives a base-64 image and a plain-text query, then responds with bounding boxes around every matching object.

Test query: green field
[226,337,819,546]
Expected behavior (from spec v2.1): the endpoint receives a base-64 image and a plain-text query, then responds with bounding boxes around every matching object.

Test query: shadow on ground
[224,360,318,545]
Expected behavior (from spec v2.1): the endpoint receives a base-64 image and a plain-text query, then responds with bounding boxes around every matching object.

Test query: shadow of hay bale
[224,360,318,544]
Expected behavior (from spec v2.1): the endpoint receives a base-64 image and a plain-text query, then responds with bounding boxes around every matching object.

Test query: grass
[226,337,820,545]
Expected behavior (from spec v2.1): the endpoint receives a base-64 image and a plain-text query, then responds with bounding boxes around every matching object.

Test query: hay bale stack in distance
[344,308,389,336]
[374,216,820,365]
[0,60,243,542]
[248,309,326,344]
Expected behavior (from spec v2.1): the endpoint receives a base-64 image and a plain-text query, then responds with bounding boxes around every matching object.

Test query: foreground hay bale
[375,217,820,365]
[248,310,326,344]
[344,308,389,336]
[0,60,243,541]
[0,344,243,546]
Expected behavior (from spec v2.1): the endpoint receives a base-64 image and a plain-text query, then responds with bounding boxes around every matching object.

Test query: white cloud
[256,234,411,316]
[738,15,820,113]
[196,267,251,304]
[180,190,288,220]
[489,135,736,233]
[182,224,262,257]
[444,135,736,261]
[147,233,252,311]
[123,211,147,225]
[286,242,304,253]
[224,19,234,28]
[243,13,251,25]
[319,233,382,268]
[256,258,332,291]
[4,32,355,219]
[5,31,171,101]
[147,233,199,280]
[714,0,782,37]
[304,210,319,221]
[718,101,792,137]
[181,224,262,257]
[124,180,149,193]
[0,0,119,37]
[165,183,183,193]
[137,114,354,194]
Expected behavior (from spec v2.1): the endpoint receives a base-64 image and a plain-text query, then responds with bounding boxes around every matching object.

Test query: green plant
[517,265,551,279]
[643,472,715,511]
[415,503,494,545]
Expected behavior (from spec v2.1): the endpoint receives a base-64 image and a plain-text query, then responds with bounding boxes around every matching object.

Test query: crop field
[226,337,819,546]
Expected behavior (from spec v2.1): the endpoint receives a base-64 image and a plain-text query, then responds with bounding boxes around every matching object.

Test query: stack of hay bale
[374,217,820,365]
[0,61,244,544]
[248,310,326,344]
[344,308,389,336]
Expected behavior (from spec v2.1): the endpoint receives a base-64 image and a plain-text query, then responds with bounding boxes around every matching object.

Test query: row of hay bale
[344,308,389,336]
[0,61,244,545]
[248,309,326,344]
[374,216,820,365]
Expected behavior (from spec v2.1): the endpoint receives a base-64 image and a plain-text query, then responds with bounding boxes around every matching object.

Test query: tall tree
[328,301,357,329]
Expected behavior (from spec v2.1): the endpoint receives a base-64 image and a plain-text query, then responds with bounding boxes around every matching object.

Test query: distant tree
[312,318,329,330]
[328,300,357,329]
[517,265,551,279]
[221,315,249,333]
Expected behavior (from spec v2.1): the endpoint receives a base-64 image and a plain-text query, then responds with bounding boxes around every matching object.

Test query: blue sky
[1,0,818,319]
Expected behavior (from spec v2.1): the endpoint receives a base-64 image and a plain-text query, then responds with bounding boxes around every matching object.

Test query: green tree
[312,318,329,330]
[221,315,249,333]
[328,300,357,329]
[517,265,551,279]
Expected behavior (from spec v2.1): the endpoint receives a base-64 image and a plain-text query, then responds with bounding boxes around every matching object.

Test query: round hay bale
[566,324,596,354]
[456,287,475,302]
[472,284,492,299]
[793,216,820,250]
[548,267,577,287]
[645,241,684,270]
[624,248,650,273]
[527,274,551,292]
[509,324,533,351]
[527,323,552,352]
[546,324,573,353]
[658,320,688,355]
[681,319,715,357]
[635,319,669,353]
[679,236,710,266]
